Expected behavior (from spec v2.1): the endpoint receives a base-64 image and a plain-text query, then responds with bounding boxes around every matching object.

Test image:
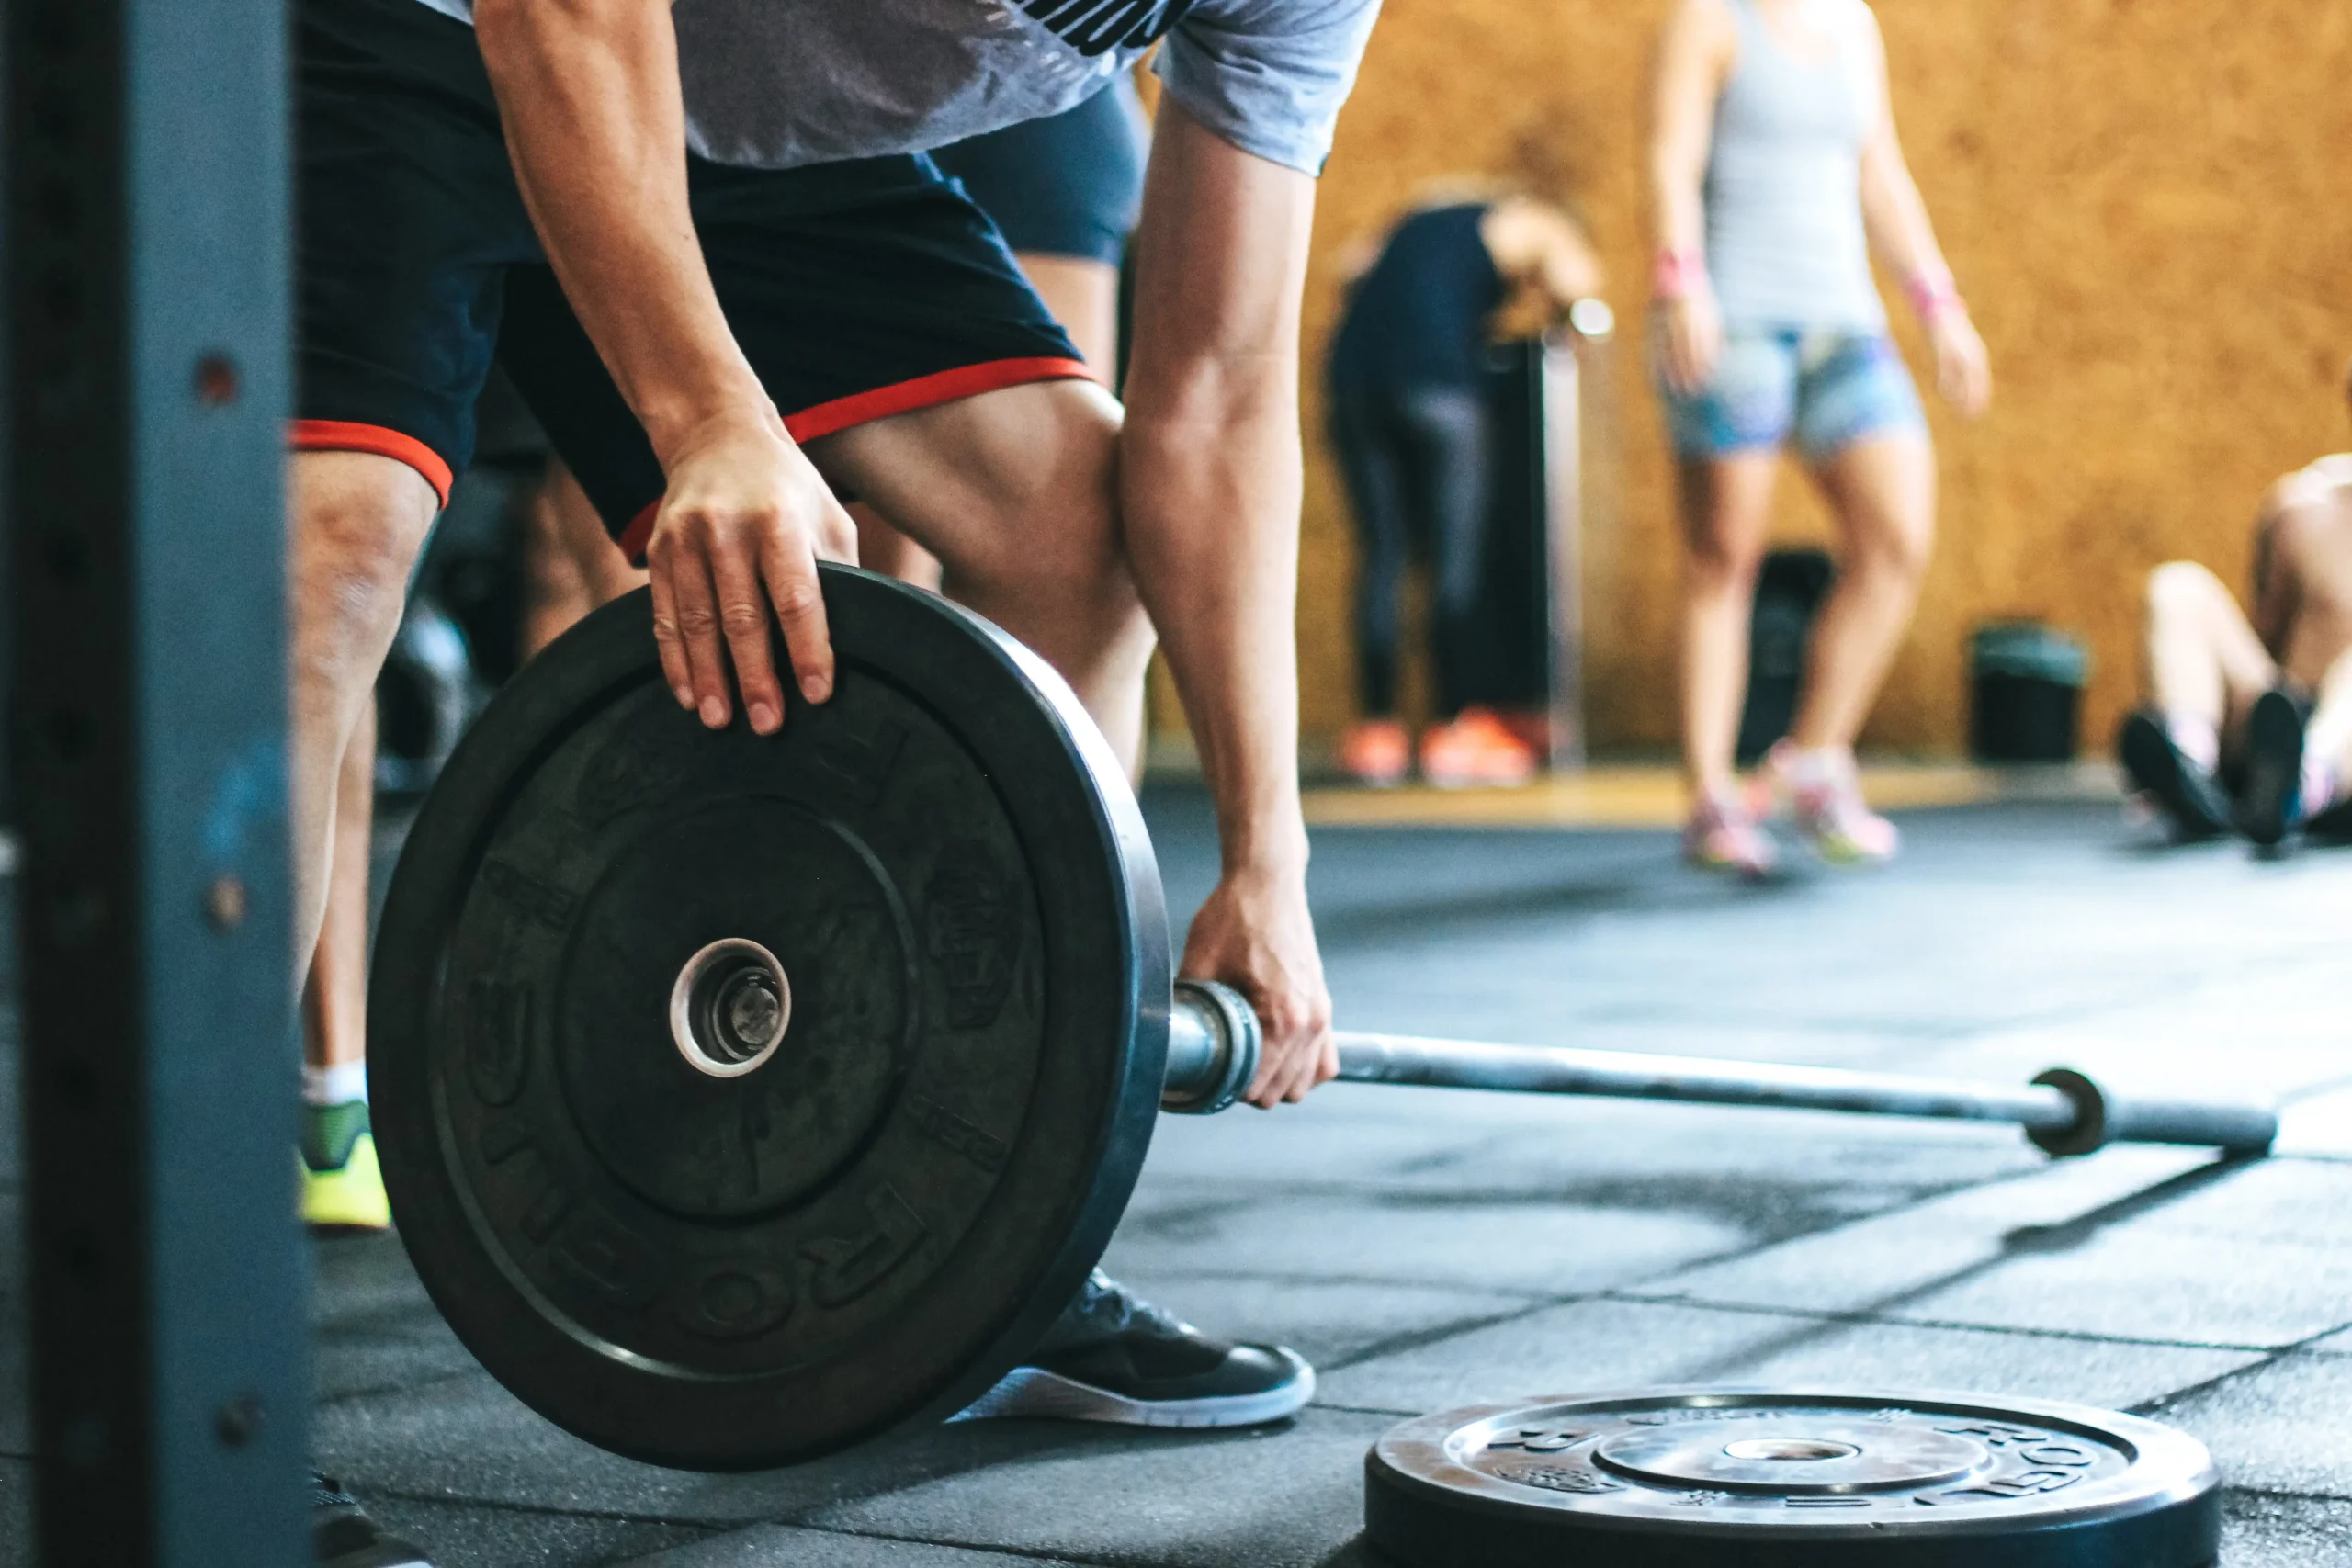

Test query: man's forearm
[474,0,767,459]
[1121,383,1308,876]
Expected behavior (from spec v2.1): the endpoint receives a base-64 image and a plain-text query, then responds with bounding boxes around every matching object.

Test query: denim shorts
[1659,328,1927,460]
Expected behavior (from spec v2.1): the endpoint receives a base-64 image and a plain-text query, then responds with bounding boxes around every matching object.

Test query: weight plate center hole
[1722,1438,1860,1463]
[671,937,793,1078]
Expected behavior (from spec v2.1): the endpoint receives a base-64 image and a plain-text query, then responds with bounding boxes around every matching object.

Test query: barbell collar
[2027,1066,2277,1157]
[1161,978,1262,1114]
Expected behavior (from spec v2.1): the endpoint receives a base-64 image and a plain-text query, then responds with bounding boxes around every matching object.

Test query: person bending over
[2120,419,2352,849]
[1326,190,1602,788]
[284,0,1379,1557]
[1651,0,1990,877]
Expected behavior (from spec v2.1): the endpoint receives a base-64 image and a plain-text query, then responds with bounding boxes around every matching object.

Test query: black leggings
[1329,385,1493,718]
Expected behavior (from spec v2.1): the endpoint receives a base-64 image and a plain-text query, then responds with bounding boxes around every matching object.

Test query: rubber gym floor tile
[1096,1186,1750,1295]
[616,1523,1091,1567]
[2217,1490,2352,1568]
[358,1495,709,1568]
[1071,1270,1532,1369]
[1619,1148,2352,1347]
[796,1405,1397,1568]
[0,1456,26,1568]
[1311,1297,2258,1418]
[312,1367,1334,1531]
[2145,1353,2352,1498]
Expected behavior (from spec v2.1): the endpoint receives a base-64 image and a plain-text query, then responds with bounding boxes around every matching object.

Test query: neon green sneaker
[301,1100,390,1233]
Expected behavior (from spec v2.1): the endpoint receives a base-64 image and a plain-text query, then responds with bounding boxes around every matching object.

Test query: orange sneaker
[1419,707,1539,789]
[1339,718,1411,787]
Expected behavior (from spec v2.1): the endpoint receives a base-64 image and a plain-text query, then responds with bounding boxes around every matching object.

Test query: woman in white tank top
[1649,0,1991,877]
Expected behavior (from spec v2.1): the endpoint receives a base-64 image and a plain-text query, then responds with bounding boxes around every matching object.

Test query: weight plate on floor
[371,568,1170,1471]
[1366,1388,2218,1567]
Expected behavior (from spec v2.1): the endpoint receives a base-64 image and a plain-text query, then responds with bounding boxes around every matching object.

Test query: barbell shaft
[1161,981,2276,1156]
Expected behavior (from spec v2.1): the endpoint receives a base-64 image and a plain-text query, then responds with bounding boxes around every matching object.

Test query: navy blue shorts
[929,78,1148,266]
[294,0,1088,558]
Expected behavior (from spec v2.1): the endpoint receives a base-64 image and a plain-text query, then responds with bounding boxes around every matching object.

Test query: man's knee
[2145,559,2227,629]
[291,452,437,689]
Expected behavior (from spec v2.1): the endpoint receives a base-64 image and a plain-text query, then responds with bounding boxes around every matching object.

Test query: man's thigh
[805,378,1125,593]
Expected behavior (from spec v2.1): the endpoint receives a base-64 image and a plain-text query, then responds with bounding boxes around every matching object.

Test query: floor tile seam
[1601,1290,2292,1357]
[2223,1483,2352,1506]
[718,1519,1108,1567]
[357,1483,729,1532]
[2131,1326,2352,1416]
[1317,1299,1574,1375]
[312,1364,487,1409]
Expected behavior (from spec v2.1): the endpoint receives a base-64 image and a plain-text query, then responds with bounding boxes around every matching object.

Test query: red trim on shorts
[614,355,1096,566]
[783,355,1095,445]
[288,419,455,508]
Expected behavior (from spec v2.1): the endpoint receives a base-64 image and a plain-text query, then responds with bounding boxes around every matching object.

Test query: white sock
[2302,757,2341,818]
[2164,714,2221,774]
[1781,745,1852,790]
[303,1061,368,1108]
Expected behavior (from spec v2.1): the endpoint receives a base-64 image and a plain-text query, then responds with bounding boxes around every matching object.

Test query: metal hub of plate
[1366,1389,2220,1567]
[368,568,1171,1471]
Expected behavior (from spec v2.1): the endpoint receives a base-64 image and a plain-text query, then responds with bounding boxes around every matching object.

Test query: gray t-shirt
[413,0,1381,177]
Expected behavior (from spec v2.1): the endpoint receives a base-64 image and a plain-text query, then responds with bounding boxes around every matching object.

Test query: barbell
[368,566,2271,1474]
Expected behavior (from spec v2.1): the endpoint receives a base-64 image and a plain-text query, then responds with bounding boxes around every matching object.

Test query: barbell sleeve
[1161,980,2276,1157]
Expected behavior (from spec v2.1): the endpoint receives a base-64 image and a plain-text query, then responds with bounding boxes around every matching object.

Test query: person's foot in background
[1338,717,1411,787]
[2117,707,2234,840]
[1419,707,1537,788]
[2235,688,2312,849]
[1684,787,1778,879]
[1757,741,1899,865]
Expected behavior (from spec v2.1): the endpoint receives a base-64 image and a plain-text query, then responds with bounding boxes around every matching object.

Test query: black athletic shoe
[2117,709,2232,839]
[312,1472,433,1568]
[2235,689,2311,849]
[954,1270,1314,1428]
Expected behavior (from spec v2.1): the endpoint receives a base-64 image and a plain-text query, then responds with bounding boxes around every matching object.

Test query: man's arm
[1121,103,1334,1109]
[473,0,853,735]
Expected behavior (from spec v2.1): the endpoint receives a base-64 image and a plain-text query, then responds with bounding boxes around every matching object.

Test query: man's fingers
[662,539,732,728]
[645,562,697,713]
[763,535,836,705]
[711,541,786,735]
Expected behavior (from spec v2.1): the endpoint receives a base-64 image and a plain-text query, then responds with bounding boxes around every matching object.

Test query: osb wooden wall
[1272,0,2352,756]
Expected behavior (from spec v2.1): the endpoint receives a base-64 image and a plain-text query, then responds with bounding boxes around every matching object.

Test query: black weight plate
[1366,1388,2218,1568]
[370,567,1170,1471]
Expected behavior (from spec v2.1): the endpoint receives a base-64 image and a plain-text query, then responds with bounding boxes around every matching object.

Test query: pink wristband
[1905,267,1963,321]
[1653,249,1707,301]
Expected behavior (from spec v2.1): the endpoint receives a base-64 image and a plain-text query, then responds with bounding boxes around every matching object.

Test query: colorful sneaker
[2235,688,2311,849]
[302,1100,391,1234]
[1760,743,1899,865]
[2117,708,2233,840]
[1338,718,1411,787]
[954,1270,1314,1429]
[312,1471,433,1568]
[1683,790,1779,879]
[1419,707,1538,789]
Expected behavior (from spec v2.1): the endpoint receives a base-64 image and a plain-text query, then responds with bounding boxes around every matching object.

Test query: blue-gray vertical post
[7,0,307,1556]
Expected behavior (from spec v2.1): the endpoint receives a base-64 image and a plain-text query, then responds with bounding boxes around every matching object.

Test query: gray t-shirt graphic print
[410,0,1381,177]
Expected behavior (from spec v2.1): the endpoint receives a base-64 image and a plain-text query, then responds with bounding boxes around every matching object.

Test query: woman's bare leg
[2141,559,2276,764]
[856,252,1122,592]
[1789,433,1936,750]
[1677,452,1781,795]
